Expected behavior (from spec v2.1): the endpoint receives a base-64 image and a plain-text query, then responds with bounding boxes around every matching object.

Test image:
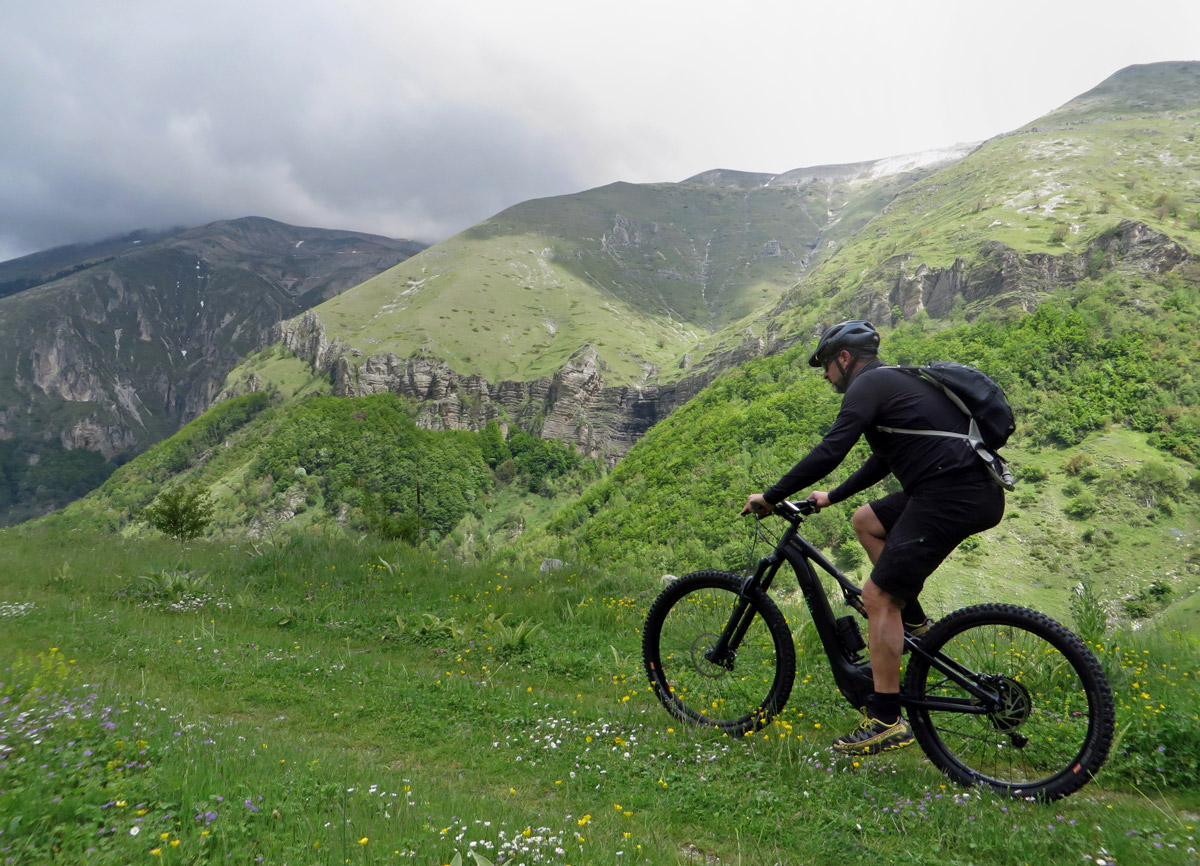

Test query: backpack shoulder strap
[875,366,981,446]
[875,366,1015,491]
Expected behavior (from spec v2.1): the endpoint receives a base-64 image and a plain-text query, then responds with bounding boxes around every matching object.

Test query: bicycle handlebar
[749,497,819,520]
[778,498,819,517]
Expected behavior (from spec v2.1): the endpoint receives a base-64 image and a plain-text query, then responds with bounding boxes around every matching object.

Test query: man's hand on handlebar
[741,493,773,517]
[743,490,832,517]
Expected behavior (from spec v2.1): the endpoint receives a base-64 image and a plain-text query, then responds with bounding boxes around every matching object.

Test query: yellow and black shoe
[831,714,915,756]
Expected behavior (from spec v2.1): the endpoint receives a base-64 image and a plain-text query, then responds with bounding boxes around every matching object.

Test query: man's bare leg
[854,503,928,629]
[863,577,904,695]
[853,504,887,565]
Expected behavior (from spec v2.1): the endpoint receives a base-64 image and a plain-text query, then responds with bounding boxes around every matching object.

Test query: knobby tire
[642,570,796,736]
[904,603,1115,800]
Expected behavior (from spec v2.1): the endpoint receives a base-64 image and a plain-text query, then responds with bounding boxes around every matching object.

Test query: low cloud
[3,0,1197,260]
[0,2,591,255]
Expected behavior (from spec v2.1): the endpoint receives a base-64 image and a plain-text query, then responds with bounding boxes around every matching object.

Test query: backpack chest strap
[876,416,984,449]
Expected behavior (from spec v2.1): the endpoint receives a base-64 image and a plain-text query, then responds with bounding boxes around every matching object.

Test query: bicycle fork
[703,555,782,670]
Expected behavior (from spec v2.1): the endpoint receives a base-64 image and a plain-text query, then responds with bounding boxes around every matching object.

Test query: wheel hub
[693,633,734,676]
[985,676,1032,733]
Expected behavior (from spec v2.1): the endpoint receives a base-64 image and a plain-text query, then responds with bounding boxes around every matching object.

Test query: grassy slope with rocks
[767,64,1200,335]
[306,164,954,386]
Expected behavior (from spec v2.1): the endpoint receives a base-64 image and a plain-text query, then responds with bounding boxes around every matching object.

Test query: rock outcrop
[276,314,767,462]
[868,220,1189,323]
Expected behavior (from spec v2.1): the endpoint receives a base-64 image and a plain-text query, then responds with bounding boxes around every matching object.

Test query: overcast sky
[2,0,1198,262]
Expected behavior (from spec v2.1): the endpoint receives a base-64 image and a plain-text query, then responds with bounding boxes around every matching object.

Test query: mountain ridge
[238,63,1200,464]
[255,147,976,459]
[0,217,425,523]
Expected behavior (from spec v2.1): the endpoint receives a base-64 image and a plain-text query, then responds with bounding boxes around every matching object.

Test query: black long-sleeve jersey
[763,359,991,505]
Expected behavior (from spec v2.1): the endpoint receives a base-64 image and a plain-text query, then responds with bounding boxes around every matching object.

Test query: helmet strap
[834,353,850,383]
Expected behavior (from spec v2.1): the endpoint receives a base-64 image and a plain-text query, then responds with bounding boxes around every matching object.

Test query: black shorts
[868,482,1005,601]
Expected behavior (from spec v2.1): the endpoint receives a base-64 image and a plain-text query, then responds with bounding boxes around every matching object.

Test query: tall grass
[1,525,1198,864]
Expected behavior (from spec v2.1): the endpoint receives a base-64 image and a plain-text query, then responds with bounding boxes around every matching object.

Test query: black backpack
[876,362,1016,490]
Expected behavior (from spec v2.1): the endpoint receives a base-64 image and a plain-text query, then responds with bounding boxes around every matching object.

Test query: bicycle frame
[725,499,1006,717]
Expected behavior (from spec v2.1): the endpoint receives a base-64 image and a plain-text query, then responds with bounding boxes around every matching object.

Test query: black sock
[903,598,927,627]
[868,692,901,725]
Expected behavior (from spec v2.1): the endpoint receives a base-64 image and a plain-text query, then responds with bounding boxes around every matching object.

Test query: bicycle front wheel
[642,570,795,736]
[905,603,1114,801]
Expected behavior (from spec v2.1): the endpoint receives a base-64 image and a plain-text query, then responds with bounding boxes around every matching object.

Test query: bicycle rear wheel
[905,603,1114,800]
[642,570,795,736]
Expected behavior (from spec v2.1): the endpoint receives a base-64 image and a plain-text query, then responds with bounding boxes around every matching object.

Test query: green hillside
[50,372,600,561]
[516,272,1200,624]
[766,63,1200,335]
[46,268,1200,634]
[41,62,1200,633]
[306,162,959,385]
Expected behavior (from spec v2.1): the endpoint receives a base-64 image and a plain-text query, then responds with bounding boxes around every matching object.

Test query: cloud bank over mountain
[2,0,1197,260]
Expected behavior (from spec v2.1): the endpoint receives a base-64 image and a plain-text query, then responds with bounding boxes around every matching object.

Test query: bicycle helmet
[808,320,880,367]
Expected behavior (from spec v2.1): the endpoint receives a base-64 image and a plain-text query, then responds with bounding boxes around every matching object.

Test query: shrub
[1062,452,1096,477]
[1131,460,1184,509]
[1070,577,1108,643]
[1064,491,1097,520]
[1018,465,1049,484]
[141,485,215,543]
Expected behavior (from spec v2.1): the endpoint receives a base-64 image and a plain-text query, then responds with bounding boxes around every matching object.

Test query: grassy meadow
[2,524,1198,865]
[6,62,1200,866]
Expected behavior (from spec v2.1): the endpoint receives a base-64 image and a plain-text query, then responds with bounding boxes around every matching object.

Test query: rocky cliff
[0,217,424,522]
[865,220,1190,323]
[275,311,768,462]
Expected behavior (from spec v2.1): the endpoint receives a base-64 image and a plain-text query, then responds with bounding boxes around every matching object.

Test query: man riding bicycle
[742,320,1006,756]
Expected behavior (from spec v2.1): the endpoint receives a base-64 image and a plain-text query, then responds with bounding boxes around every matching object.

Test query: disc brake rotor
[691,633,733,677]
[986,676,1032,733]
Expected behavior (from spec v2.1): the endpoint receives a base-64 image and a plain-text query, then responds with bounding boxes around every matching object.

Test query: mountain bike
[641,498,1115,801]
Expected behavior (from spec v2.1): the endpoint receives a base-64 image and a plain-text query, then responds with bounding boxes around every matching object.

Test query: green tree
[480,419,511,468]
[141,485,215,543]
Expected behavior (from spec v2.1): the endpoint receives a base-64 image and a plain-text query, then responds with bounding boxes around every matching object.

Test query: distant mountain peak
[1034,60,1200,125]
[684,144,977,190]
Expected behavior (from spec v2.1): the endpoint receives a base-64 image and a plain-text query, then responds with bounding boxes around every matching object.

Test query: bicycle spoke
[644,572,794,735]
[906,604,1113,800]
